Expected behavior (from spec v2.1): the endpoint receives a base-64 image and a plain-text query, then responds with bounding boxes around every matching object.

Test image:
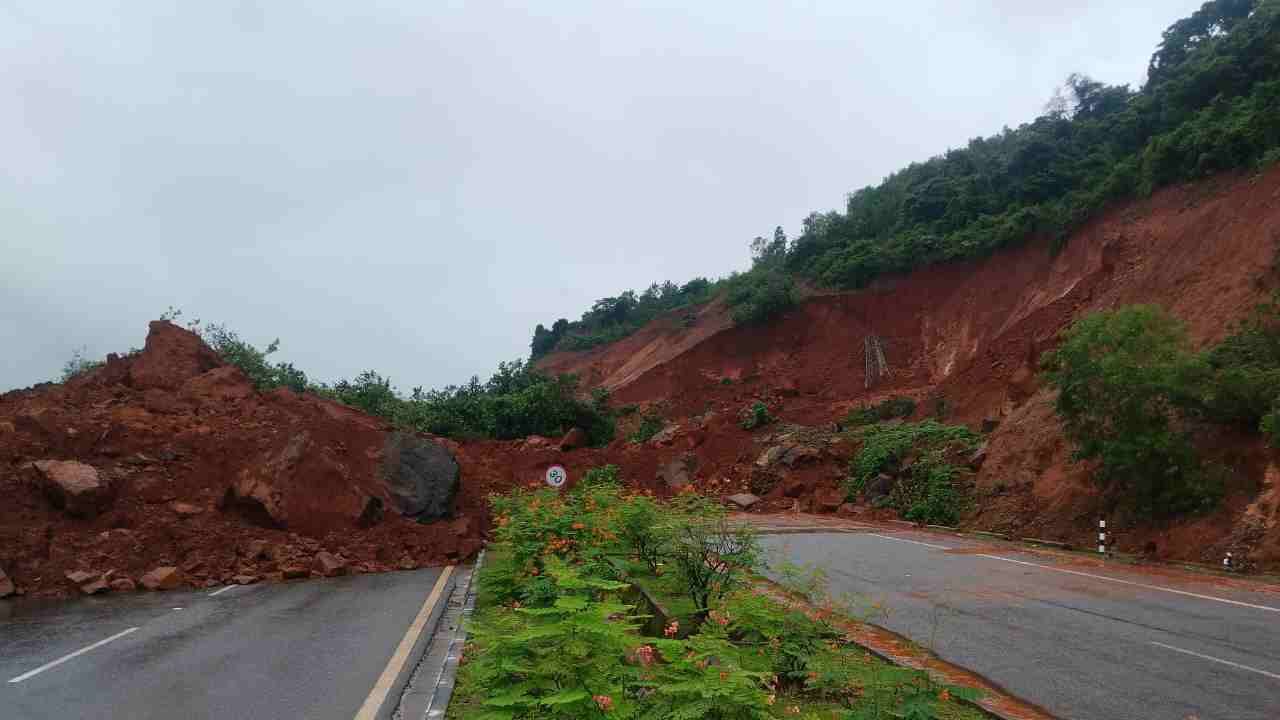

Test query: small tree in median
[666,496,761,614]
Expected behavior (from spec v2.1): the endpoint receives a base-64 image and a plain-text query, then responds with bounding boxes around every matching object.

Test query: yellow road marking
[354,566,454,720]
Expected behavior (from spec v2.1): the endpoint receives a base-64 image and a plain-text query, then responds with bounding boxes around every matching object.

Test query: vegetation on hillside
[62,317,616,445]
[844,421,983,525]
[1043,298,1280,516]
[531,0,1280,356]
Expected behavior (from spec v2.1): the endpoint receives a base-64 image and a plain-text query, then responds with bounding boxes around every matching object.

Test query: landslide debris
[0,321,483,599]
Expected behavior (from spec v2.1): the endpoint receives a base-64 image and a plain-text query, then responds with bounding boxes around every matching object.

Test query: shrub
[724,591,839,688]
[845,420,980,525]
[580,464,622,489]
[642,623,772,720]
[1042,306,1219,516]
[844,396,916,426]
[200,323,310,392]
[463,558,642,719]
[60,347,103,382]
[739,402,773,430]
[629,411,665,443]
[666,496,761,613]
[1197,294,1280,432]
[725,267,797,325]
[617,494,667,573]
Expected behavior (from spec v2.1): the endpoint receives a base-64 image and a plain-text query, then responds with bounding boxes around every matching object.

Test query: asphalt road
[762,528,1280,720]
[0,568,453,720]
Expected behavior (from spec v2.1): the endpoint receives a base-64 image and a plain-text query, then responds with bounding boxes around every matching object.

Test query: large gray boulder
[382,433,458,522]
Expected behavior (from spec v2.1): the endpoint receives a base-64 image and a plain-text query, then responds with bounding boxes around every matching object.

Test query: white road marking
[868,533,952,551]
[353,566,455,720]
[208,585,239,597]
[1150,641,1280,681]
[8,627,140,683]
[975,554,1280,614]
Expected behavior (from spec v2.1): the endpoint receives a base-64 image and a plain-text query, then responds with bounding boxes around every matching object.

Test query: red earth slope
[537,166,1280,568]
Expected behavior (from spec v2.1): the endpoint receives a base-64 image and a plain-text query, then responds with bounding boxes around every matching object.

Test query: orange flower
[593,694,613,712]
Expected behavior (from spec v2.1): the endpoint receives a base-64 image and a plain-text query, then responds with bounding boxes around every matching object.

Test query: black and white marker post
[1098,519,1107,557]
[1224,551,1234,572]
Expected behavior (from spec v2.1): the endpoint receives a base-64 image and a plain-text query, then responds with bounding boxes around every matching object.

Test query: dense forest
[530,0,1280,359]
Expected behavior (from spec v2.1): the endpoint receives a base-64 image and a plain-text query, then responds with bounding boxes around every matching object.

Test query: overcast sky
[1,1,1200,392]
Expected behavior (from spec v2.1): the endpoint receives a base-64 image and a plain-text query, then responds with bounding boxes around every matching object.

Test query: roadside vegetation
[447,473,985,719]
[1043,298,1280,517]
[843,421,982,526]
[530,1,1280,355]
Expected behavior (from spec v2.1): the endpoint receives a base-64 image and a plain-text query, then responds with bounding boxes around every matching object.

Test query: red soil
[6,166,1280,600]
[0,322,484,600]
[538,165,1280,570]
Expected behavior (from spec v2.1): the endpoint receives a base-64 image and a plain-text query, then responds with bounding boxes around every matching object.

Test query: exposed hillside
[536,165,1280,568]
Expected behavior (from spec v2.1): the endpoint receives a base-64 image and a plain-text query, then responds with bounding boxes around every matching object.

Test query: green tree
[1041,306,1218,515]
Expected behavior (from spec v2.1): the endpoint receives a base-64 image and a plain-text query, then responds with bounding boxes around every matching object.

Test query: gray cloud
[1,1,1201,391]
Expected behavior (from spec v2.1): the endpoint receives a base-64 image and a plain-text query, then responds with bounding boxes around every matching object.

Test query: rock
[837,503,862,516]
[109,578,137,593]
[232,574,259,585]
[313,551,347,577]
[776,379,800,397]
[65,570,99,586]
[755,445,786,468]
[521,435,554,450]
[357,496,385,528]
[0,568,15,598]
[725,493,761,510]
[128,321,223,391]
[281,565,309,580]
[170,501,204,518]
[224,435,305,529]
[80,578,110,595]
[815,488,845,512]
[781,445,821,468]
[865,473,896,502]
[968,444,988,471]
[648,424,681,446]
[180,366,254,404]
[139,566,183,591]
[382,433,459,522]
[559,427,588,451]
[780,477,808,498]
[397,555,417,571]
[243,539,269,560]
[30,460,114,518]
[981,418,1000,434]
[656,453,697,491]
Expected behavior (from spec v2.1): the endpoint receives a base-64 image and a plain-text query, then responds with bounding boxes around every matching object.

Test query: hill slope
[537,165,1280,567]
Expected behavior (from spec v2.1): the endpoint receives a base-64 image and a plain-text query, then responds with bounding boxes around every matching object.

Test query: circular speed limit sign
[545,465,567,489]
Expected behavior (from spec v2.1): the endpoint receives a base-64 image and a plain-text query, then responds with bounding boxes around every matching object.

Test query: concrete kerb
[753,576,1034,720]
[393,550,486,720]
